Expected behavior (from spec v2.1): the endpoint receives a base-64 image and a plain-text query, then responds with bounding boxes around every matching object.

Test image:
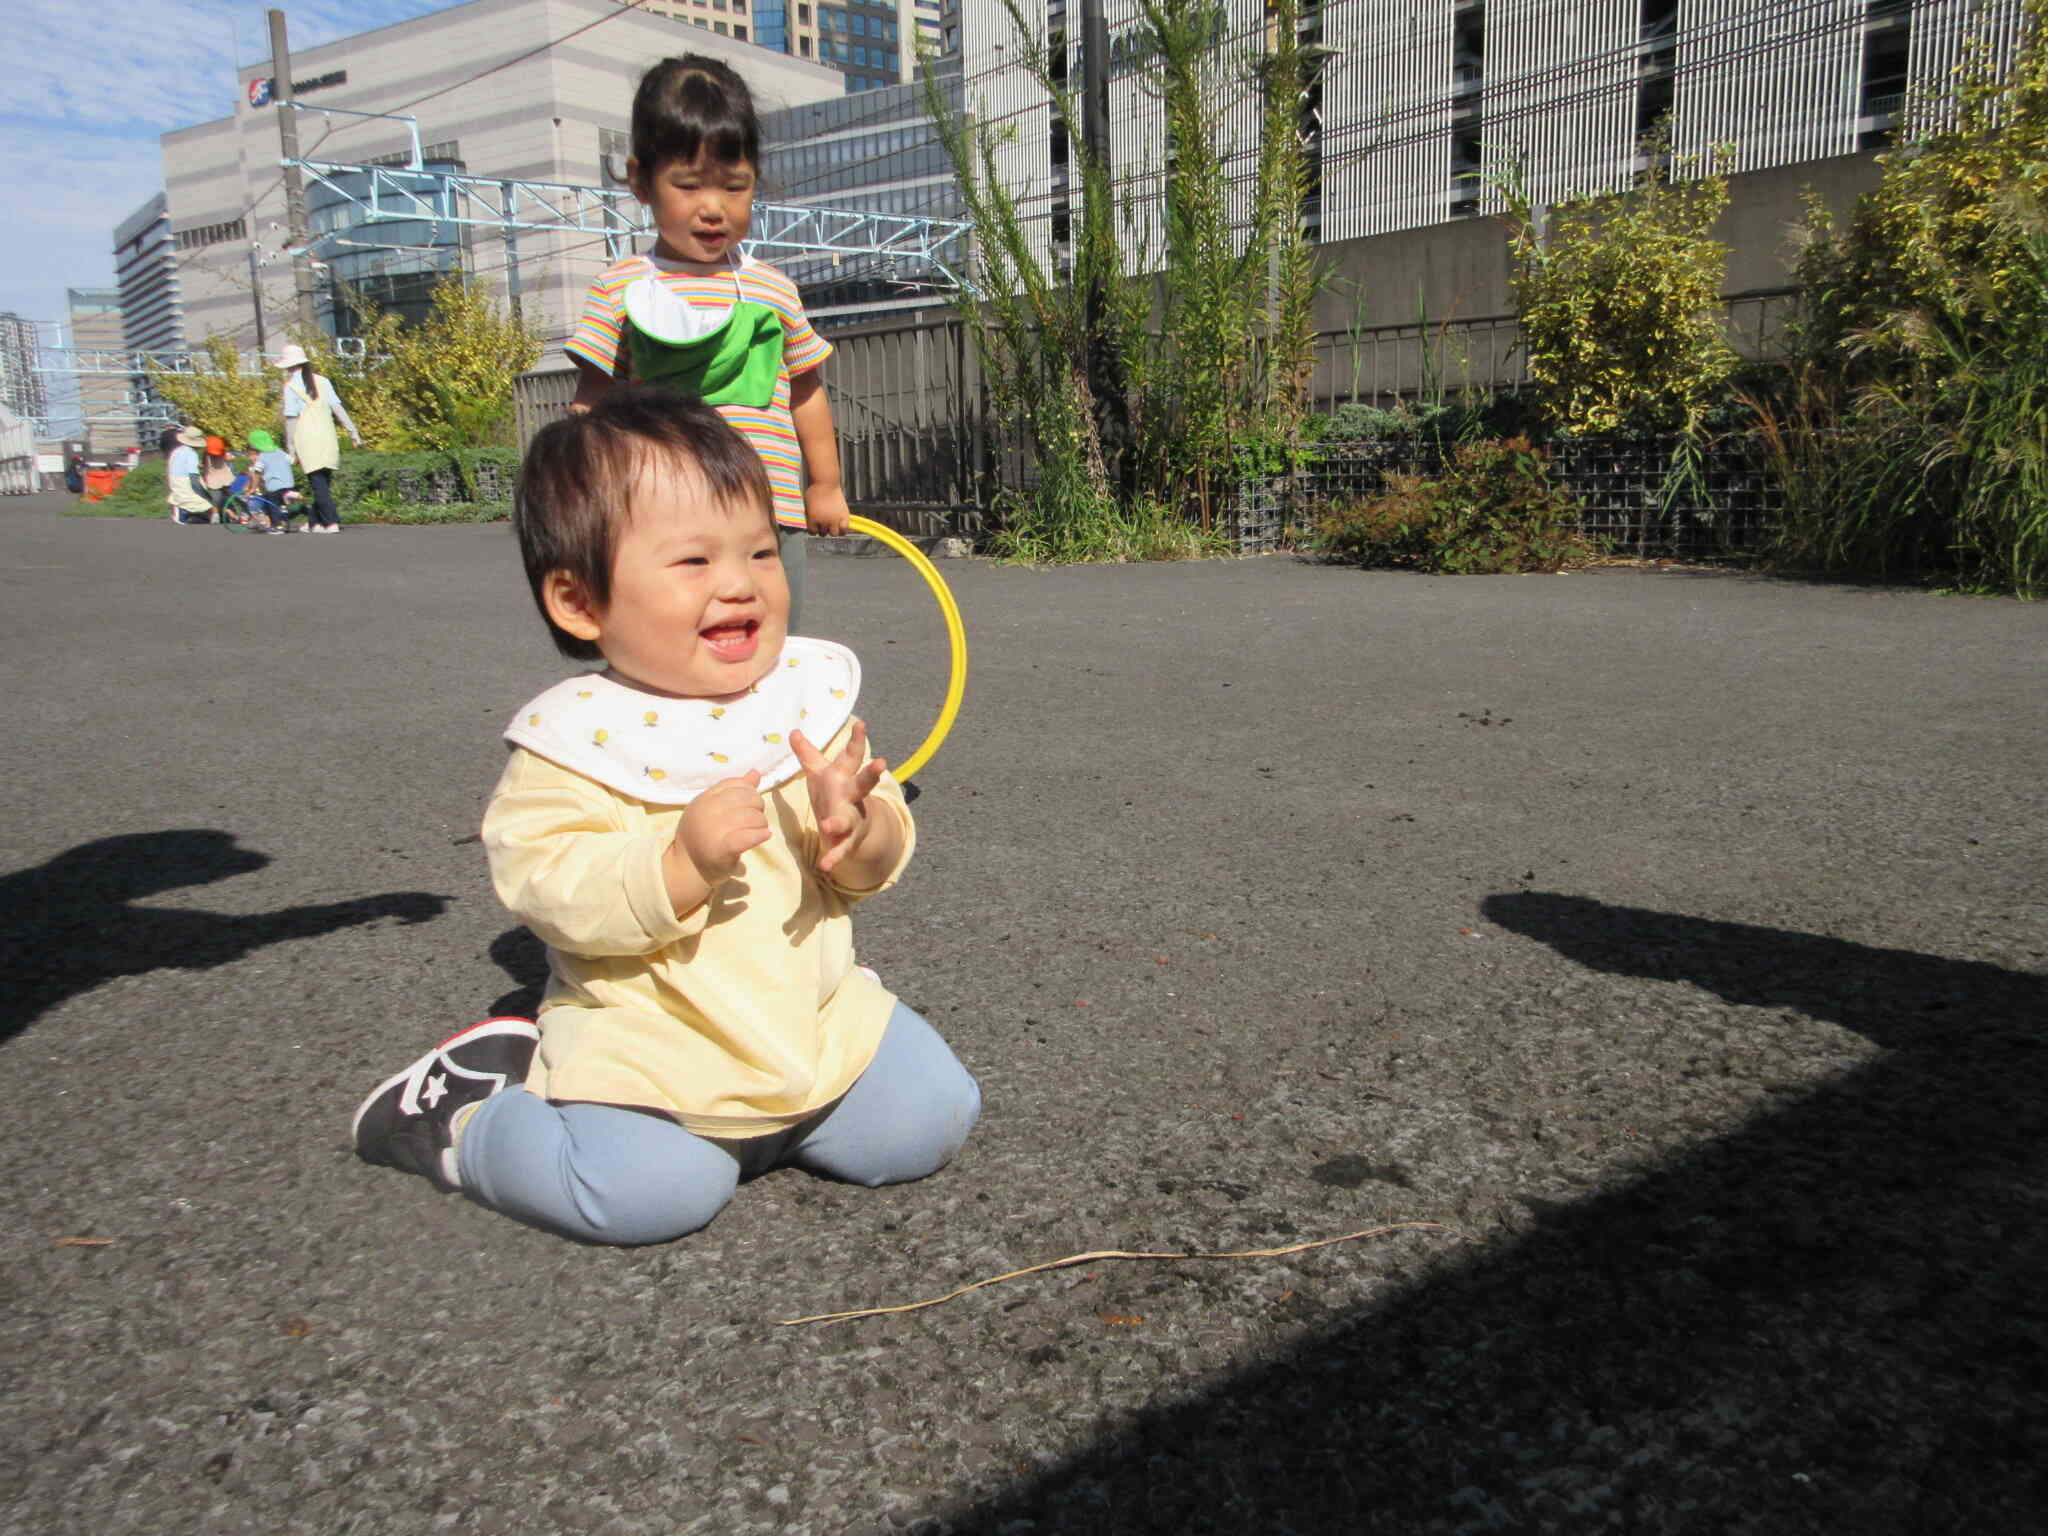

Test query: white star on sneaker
[420,1072,448,1109]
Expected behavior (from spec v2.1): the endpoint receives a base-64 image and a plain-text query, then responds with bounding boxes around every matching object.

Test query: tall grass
[988,489,1229,564]
[921,0,1323,560]
[1742,372,1952,583]
[1903,218,2048,597]
[1751,198,2048,598]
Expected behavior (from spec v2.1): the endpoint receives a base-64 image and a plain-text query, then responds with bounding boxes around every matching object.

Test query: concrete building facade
[160,0,843,352]
[958,0,2027,278]
[65,290,133,455]
[758,59,965,323]
[113,192,184,354]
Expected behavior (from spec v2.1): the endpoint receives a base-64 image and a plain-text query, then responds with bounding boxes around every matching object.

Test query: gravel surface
[3,496,2044,1535]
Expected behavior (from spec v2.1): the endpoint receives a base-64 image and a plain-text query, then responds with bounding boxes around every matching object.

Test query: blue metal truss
[286,159,971,282]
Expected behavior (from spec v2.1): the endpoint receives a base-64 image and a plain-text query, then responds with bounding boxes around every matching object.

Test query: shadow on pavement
[945,894,2048,1534]
[0,829,450,1044]
[487,925,549,1020]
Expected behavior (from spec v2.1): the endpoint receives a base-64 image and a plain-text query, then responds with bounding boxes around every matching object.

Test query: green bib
[623,298,784,411]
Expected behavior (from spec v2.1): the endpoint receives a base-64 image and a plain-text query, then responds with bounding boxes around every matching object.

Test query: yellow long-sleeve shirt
[482,712,914,1137]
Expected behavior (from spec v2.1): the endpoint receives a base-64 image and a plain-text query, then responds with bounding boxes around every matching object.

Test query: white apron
[289,379,341,474]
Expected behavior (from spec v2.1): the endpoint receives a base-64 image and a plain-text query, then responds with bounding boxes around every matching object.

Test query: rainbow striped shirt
[567,253,832,529]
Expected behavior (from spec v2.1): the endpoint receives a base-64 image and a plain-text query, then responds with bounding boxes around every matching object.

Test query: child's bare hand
[791,722,886,874]
[804,483,851,536]
[677,770,770,883]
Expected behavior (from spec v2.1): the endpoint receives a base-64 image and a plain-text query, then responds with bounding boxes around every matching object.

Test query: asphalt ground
[2,493,2045,1535]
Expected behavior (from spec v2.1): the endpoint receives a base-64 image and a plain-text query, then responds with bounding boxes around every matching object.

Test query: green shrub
[1755,0,2048,596]
[1312,437,1600,573]
[66,460,169,517]
[1307,393,1546,448]
[1318,402,1414,441]
[335,446,519,507]
[62,452,517,524]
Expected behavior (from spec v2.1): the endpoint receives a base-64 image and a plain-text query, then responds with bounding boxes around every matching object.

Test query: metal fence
[1303,287,1799,410]
[813,315,985,539]
[0,455,39,495]
[513,285,1802,551]
[1234,432,1784,561]
[514,319,987,541]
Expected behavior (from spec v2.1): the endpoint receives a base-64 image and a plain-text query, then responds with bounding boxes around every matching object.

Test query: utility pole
[1079,0,1109,181]
[246,245,269,356]
[269,8,321,340]
[1076,0,1130,493]
[501,182,523,323]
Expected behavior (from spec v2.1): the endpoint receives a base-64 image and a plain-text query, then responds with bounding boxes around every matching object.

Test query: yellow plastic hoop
[847,515,967,783]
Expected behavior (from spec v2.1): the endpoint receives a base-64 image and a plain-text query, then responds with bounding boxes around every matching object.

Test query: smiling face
[633,149,757,266]
[544,452,787,701]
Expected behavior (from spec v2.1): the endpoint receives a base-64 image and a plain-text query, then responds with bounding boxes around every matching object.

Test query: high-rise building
[113,192,183,354]
[631,0,937,94]
[111,193,184,450]
[65,290,132,455]
[0,313,47,428]
[632,0,768,50]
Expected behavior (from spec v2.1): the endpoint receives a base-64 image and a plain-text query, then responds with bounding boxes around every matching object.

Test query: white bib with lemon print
[502,638,860,805]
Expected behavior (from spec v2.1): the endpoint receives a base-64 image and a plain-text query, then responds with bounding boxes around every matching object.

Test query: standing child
[565,53,847,633]
[349,389,978,1244]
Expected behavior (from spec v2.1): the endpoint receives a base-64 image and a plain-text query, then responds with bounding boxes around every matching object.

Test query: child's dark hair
[631,54,760,179]
[514,386,775,661]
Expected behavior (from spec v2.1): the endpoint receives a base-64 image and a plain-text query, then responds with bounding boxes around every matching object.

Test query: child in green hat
[247,428,301,533]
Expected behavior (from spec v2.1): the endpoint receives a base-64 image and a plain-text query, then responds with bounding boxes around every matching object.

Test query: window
[734,22,747,37]
[883,20,896,38]
[174,218,247,249]
[364,138,462,167]
[715,19,728,31]
[800,33,811,51]
[850,13,864,32]
[854,44,866,62]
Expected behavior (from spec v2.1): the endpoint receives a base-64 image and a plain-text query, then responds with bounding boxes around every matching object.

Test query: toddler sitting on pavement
[350,387,979,1243]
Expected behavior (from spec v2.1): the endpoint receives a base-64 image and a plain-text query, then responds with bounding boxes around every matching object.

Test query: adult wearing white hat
[276,344,362,533]
[164,426,216,524]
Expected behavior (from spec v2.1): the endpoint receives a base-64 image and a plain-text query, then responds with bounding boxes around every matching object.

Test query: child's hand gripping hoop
[846,515,966,783]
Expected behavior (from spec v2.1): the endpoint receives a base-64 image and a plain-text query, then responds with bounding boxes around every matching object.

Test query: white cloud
[0,0,447,326]
[8,0,444,132]
[0,124,164,319]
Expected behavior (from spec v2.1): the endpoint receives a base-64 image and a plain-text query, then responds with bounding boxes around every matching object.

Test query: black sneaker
[351,1017,539,1190]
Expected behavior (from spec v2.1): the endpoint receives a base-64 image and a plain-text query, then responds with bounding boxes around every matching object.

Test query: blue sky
[0,0,452,341]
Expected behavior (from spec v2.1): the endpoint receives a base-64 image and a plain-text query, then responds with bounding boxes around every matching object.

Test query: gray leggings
[457,1003,978,1245]
[780,527,808,633]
